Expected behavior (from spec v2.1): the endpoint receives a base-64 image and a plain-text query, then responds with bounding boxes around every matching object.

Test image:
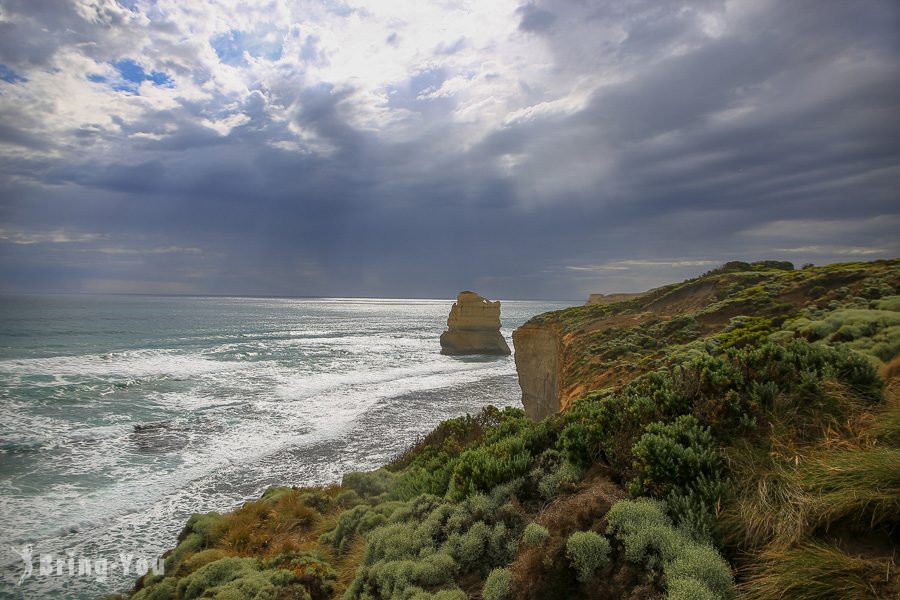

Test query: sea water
[0,294,570,598]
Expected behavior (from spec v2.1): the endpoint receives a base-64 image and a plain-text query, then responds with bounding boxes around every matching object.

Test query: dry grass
[211,488,330,556]
[872,396,900,447]
[800,447,900,531]
[724,444,900,550]
[739,541,897,600]
[724,367,900,599]
[722,373,900,552]
[332,536,367,597]
[720,443,808,551]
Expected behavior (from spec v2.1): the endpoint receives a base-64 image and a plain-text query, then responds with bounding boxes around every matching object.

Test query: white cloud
[0,229,103,244]
[775,245,885,256]
[566,259,718,272]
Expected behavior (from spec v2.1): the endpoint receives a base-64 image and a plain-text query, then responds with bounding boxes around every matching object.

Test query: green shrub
[875,295,900,311]
[336,489,362,508]
[341,488,522,599]
[719,316,776,349]
[665,477,724,544]
[320,502,400,553]
[389,406,507,470]
[131,577,177,600]
[350,551,457,599]
[175,556,297,600]
[666,577,717,600]
[786,308,900,362]
[482,567,512,600]
[606,499,734,598]
[628,415,721,502]
[364,522,432,563]
[606,499,676,564]
[521,523,550,546]
[566,531,611,582]
[664,544,733,599]
[264,550,337,597]
[447,436,532,500]
[537,461,582,500]
[342,468,396,497]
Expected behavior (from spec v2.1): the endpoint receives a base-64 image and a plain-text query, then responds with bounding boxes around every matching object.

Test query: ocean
[0,294,570,598]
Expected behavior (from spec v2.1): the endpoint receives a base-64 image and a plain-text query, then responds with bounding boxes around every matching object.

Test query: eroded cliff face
[512,323,560,420]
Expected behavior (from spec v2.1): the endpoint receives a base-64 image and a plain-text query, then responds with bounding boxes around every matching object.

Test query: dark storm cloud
[516,4,557,33]
[0,0,898,299]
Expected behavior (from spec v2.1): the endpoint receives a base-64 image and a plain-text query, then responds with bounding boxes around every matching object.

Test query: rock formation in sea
[439,291,511,356]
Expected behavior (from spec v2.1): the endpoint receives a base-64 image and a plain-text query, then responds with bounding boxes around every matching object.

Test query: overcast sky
[0,0,898,300]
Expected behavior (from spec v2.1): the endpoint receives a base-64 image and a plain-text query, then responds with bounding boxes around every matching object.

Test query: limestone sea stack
[439,291,511,356]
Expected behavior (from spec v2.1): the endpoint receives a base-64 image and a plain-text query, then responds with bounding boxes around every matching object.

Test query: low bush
[537,461,582,500]
[606,499,733,598]
[521,523,550,546]
[787,308,900,362]
[447,436,532,500]
[342,468,396,498]
[565,531,611,582]
[664,543,733,599]
[174,556,298,600]
[130,577,177,600]
[265,550,337,598]
[320,503,397,553]
[666,577,717,600]
[628,415,721,501]
[341,487,522,599]
[482,567,512,600]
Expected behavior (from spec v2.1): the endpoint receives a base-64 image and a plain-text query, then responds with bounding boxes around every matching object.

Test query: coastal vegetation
[118,259,899,600]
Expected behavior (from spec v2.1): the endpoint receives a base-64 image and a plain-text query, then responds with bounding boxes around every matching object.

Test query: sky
[0,0,898,300]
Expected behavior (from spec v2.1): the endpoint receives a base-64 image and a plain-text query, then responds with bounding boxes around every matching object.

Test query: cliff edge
[440,291,511,355]
[513,259,900,419]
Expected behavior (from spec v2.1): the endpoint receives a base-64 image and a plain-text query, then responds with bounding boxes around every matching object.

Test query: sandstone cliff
[440,291,511,355]
[511,323,559,419]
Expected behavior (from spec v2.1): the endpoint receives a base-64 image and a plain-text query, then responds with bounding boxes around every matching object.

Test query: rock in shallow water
[440,291,511,355]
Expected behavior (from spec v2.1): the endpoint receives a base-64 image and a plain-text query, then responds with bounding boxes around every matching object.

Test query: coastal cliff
[440,291,511,355]
[122,259,900,600]
[513,259,900,419]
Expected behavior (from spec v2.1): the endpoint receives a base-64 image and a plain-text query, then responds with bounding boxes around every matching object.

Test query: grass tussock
[213,488,322,555]
[332,536,367,597]
[800,447,900,530]
[739,541,898,600]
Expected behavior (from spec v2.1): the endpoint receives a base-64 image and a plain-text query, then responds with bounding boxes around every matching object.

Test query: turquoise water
[0,294,569,598]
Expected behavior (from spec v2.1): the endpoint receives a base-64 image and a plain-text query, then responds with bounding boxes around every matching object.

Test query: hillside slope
[118,259,900,600]
[515,260,900,419]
